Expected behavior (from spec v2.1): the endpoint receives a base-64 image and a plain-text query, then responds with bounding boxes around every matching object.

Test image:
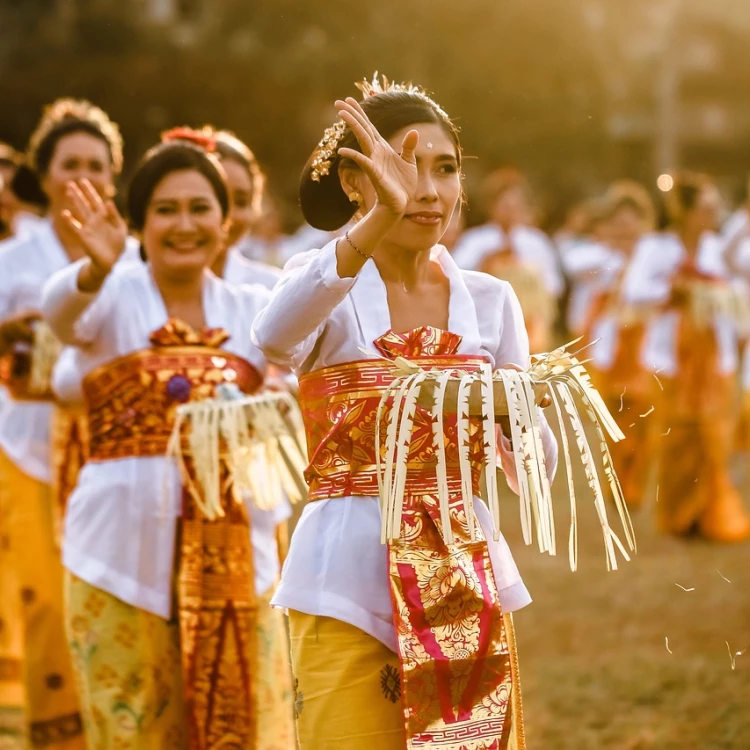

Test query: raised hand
[336,97,418,219]
[62,179,127,276]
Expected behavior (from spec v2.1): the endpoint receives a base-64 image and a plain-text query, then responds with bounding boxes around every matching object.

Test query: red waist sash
[82,319,264,750]
[298,326,518,749]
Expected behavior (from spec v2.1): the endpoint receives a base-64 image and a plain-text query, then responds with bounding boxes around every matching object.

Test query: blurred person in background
[558,196,614,338]
[0,97,125,750]
[200,127,282,289]
[586,181,659,510]
[0,144,22,243]
[42,134,294,749]
[452,167,563,352]
[623,172,750,541]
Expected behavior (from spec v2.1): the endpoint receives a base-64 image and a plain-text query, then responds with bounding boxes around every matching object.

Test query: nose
[175,209,196,231]
[415,166,439,203]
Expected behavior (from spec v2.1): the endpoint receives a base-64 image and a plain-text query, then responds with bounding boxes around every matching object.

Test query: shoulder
[460,268,516,302]
[0,231,45,267]
[219,273,273,314]
[226,250,282,289]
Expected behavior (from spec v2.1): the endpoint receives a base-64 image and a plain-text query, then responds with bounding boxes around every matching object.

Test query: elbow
[250,319,292,368]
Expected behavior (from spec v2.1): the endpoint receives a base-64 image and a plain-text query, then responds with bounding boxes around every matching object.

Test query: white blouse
[452,223,564,298]
[252,240,558,652]
[622,232,739,376]
[0,221,80,482]
[224,246,282,289]
[42,261,279,618]
[560,240,624,336]
[0,223,140,481]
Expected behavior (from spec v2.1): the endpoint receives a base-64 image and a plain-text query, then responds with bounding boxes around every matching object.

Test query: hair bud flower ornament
[309,72,449,183]
[161,126,218,153]
[375,338,636,573]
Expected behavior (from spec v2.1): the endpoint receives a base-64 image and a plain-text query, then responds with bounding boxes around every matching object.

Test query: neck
[374,241,434,291]
[211,247,229,278]
[51,210,86,261]
[152,267,205,308]
[678,225,703,255]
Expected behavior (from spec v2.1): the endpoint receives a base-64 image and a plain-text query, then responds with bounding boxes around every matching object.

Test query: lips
[406,211,442,226]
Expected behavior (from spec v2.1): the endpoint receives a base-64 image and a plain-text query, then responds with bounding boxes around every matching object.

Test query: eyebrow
[416,153,458,163]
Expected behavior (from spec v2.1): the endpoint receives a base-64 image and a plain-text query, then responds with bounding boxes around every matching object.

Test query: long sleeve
[251,240,357,368]
[41,260,111,346]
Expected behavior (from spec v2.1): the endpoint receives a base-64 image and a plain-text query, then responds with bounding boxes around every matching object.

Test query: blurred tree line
[1,0,750,227]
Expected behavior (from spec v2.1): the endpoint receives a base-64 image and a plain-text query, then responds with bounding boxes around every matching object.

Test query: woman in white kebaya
[42,134,294,748]
[452,168,563,352]
[0,97,125,749]
[253,77,557,750]
[623,172,750,542]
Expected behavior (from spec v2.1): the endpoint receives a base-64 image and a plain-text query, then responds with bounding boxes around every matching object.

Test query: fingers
[336,104,374,156]
[399,129,420,163]
[345,98,380,141]
[65,181,94,225]
[104,200,124,228]
[79,179,106,214]
[337,148,374,177]
[61,209,82,233]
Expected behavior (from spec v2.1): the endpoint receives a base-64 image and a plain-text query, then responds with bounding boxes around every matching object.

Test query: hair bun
[299,153,356,232]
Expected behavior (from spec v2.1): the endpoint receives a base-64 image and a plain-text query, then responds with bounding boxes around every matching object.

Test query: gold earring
[348,191,363,206]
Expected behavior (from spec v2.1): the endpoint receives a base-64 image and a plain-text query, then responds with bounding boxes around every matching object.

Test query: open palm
[336,97,418,218]
[62,179,127,273]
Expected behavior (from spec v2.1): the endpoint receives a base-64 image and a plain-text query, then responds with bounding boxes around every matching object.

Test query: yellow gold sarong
[0,449,84,749]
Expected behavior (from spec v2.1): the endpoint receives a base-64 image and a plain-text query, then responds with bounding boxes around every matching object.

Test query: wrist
[78,259,110,293]
[370,202,404,225]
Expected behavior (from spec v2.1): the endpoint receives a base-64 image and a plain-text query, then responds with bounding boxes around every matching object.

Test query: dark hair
[28,98,123,177]
[211,130,265,214]
[300,90,461,231]
[665,172,713,226]
[127,140,230,234]
[10,163,48,208]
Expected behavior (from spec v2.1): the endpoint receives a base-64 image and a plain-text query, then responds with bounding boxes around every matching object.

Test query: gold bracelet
[344,231,371,260]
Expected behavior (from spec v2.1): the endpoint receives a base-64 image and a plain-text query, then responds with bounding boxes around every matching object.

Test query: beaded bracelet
[344,231,371,260]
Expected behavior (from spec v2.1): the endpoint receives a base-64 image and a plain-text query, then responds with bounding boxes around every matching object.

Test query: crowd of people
[0,81,748,750]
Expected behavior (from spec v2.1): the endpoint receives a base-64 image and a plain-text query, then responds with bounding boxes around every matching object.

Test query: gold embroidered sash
[82,319,262,750]
[298,326,520,750]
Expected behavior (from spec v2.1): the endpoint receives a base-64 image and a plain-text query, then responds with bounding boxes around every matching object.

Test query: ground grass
[508,467,750,749]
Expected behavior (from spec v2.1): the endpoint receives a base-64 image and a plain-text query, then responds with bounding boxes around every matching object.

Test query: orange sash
[298,327,516,749]
[82,319,262,750]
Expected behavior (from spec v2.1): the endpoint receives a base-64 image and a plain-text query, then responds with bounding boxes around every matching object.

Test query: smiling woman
[252,75,559,750]
[40,136,295,748]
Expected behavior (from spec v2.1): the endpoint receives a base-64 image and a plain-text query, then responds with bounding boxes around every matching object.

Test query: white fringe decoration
[375,339,636,571]
[29,322,62,396]
[166,387,308,521]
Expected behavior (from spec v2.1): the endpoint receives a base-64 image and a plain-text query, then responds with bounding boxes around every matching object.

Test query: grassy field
[508,464,750,749]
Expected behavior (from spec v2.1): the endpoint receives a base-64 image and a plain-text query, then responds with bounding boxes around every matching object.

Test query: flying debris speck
[716,569,732,584]
[640,406,655,418]
[675,584,695,592]
[665,637,673,654]
[726,642,745,671]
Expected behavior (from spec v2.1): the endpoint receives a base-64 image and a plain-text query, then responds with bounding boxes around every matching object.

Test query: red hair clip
[161,126,217,153]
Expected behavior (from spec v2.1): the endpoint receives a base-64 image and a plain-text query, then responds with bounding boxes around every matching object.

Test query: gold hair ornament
[309,72,450,183]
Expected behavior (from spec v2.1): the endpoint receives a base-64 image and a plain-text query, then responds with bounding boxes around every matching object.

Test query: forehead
[386,122,457,159]
[151,168,218,200]
[53,131,110,160]
[221,157,252,189]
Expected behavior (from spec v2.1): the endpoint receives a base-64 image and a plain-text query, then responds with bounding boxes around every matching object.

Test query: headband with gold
[309,73,447,183]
